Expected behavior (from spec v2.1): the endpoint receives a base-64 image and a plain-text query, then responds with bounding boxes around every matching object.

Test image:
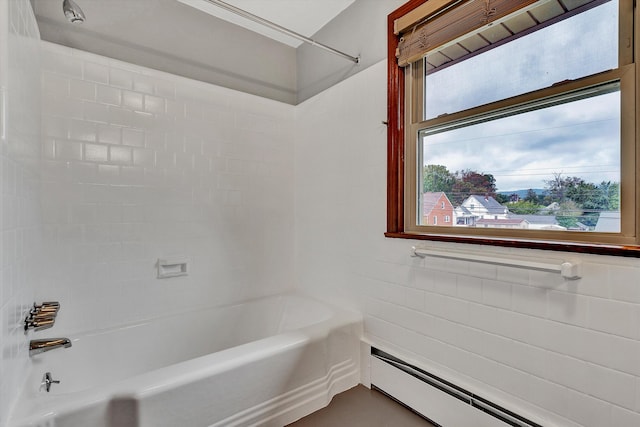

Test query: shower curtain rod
[202,0,360,64]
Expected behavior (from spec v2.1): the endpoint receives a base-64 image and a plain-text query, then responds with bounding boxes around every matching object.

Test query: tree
[597,181,620,211]
[578,181,620,227]
[555,200,582,229]
[607,182,620,210]
[508,200,542,215]
[545,174,620,228]
[524,188,541,204]
[423,165,455,194]
[449,169,497,205]
[494,193,509,204]
[566,180,598,207]
[422,165,499,205]
[544,173,585,204]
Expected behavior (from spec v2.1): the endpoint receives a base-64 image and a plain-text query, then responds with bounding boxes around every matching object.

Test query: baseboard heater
[371,348,543,427]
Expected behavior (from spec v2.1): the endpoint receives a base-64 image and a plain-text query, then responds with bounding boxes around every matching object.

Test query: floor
[286,385,437,427]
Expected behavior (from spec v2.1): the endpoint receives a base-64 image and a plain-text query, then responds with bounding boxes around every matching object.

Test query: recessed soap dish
[157,258,189,279]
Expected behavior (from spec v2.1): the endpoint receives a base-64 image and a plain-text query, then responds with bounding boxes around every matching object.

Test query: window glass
[388,0,637,251]
[419,86,621,232]
[424,1,619,120]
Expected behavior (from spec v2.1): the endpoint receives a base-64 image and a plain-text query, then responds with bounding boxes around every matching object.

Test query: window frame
[386,0,640,257]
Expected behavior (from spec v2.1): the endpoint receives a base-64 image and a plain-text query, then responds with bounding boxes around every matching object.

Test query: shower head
[62,0,86,24]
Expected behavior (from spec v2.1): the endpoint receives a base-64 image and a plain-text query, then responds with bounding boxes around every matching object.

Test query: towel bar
[411,246,581,280]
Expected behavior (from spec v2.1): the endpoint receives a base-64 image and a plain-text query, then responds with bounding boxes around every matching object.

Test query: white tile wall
[295,60,640,427]
[38,41,296,337]
[0,0,42,425]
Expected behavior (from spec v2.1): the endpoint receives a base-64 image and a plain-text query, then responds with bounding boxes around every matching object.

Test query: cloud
[423,91,620,191]
[421,2,620,192]
[425,2,617,120]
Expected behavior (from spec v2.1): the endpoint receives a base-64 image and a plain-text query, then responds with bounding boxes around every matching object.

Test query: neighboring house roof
[423,192,446,208]
[476,218,528,226]
[594,211,621,232]
[455,205,474,216]
[540,224,569,230]
[464,195,507,215]
[506,214,567,230]
[509,214,558,225]
[422,192,452,213]
[538,202,560,214]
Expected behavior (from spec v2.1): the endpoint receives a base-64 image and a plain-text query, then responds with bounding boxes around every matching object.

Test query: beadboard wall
[294,60,640,427]
[37,41,296,336]
[0,0,42,425]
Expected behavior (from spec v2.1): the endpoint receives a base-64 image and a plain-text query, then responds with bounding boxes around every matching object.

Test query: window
[387,0,640,255]
[434,216,438,225]
[445,215,451,223]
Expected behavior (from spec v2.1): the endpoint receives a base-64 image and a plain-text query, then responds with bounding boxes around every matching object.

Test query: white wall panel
[294,59,640,427]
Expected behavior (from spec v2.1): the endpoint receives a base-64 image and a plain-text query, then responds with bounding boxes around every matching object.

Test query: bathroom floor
[286,385,436,426]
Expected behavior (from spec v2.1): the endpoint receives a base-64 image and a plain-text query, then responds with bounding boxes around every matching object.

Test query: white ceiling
[176,0,356,47]
[33,0,355,47]
[30,0,359,103]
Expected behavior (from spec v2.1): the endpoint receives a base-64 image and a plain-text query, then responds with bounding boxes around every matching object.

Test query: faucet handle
[32,312,57,321]
[26,302,62,332]
[41,372,61,392]
[24,316,56,332]
[30,302,60,316]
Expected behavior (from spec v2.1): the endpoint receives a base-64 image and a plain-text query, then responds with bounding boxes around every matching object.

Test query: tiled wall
[38,42,295,336]
[0,0,42,425]
[295,60,640,427]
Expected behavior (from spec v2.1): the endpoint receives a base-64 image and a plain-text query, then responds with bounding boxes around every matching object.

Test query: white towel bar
[411,246,581,280]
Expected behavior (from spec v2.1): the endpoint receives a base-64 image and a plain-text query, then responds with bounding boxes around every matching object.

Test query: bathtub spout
[29,338,72,356]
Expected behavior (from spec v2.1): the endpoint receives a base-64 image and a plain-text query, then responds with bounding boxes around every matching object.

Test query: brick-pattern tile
[295,60,640,427]
[37,41,296,340]
[1,1,41,425]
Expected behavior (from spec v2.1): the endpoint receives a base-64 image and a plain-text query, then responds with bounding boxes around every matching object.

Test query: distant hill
[498,189,546,199]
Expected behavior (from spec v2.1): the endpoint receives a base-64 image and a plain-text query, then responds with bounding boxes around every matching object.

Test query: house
[456,196,565,230]
[508,214,567,230]
[422,192,454,226]
[454,205,476,226]
[594,211,621,232]
[475,218,529,229]
[455,195,508,226]
[460,195,508,219]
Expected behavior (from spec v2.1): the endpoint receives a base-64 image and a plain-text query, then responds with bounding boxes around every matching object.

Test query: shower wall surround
[295,61,640,427]
[0,0,42,425]
[38,41,295,336]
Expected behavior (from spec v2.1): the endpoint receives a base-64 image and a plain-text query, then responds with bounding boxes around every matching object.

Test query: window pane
[424,0,619,120]
[419,88,621,232]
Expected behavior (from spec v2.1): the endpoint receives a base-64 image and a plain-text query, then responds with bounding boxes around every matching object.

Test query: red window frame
[385,0,640,257]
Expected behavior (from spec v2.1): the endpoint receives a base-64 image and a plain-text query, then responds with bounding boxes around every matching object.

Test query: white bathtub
[9,294,362,427]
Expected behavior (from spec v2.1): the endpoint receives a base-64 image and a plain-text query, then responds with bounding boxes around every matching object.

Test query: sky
[421,0,620,192]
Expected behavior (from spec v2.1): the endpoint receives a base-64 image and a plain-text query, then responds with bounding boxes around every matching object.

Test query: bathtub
[9,294,362,427]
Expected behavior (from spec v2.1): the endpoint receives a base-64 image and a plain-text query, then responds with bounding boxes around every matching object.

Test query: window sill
[384,232,640,258]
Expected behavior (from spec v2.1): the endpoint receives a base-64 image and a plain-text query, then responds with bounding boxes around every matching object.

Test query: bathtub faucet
[29,338,72,356]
